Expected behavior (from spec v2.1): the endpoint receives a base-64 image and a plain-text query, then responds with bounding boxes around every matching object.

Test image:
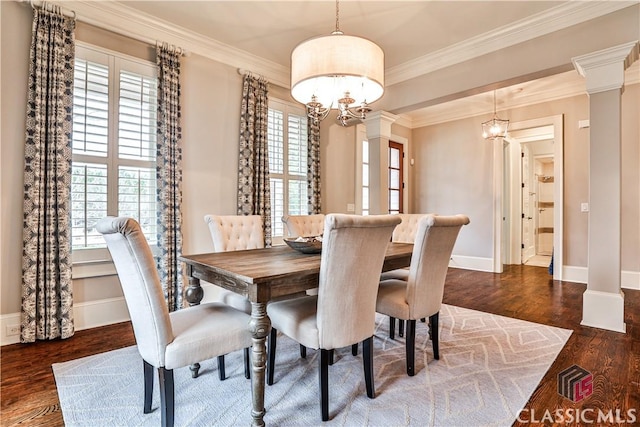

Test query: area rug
[53,304,571,426]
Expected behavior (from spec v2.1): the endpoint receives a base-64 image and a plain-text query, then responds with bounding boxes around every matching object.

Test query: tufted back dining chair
[266,213,401,421]
[205,214,264,252]
[380,213,429,282]
[97,217,252,427]
[282,213,325,238]
[376,214,470,376]
[204,214,264,380]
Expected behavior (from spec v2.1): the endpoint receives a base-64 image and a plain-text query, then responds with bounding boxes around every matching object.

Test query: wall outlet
[581,203,589,212]
[347,203,355,212]
[6,324,20,336]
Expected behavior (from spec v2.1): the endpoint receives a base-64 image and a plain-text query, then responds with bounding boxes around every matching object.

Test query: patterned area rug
[53,304,571,426]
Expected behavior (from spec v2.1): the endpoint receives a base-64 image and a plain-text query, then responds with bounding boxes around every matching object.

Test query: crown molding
[402,67,640,129]
[56,0,290,88]
[385,1,637,86]
[54,1,636,101]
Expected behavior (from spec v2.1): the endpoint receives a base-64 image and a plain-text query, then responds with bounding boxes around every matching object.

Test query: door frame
[498,114,564,280]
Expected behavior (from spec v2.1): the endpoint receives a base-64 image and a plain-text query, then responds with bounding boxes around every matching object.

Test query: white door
[521,145,535,263]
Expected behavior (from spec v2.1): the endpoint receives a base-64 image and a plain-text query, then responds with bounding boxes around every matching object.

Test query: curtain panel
[307,120,321,214]
[21,7,76,342]
[237,74,272,246]
[156,44,184,311]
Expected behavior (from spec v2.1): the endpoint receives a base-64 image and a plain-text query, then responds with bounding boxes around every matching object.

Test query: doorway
[501,115,564,279]
[388,141,404,214]
[522,149,555,267]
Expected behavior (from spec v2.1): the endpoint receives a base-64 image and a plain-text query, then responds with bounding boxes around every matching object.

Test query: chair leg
[362,336,375,399]
[430,312,440,360]
[352,343,358,356]
[244,347,251,379]
[399,319,405,338]
[267,327,277,385]
[217,355,226,381]
[143,360,153,414]
[328,349,334,365]
[389,317,396,340]
[319,349,330,421]
[158,367,174,427]
[300,344,307,358]
[406,320,416,376]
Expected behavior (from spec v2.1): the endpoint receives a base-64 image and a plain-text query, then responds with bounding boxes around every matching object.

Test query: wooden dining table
[178,242,414,426]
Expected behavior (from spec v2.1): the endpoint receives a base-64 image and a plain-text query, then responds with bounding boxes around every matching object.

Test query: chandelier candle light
[482,90,509,140]
[290,0,384,126]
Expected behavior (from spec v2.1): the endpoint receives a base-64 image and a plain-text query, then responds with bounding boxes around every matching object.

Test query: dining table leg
[249,302,271,427]
[184,267,204,378]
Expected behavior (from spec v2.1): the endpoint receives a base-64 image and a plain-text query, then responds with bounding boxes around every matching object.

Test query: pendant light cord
[333,0,343,35]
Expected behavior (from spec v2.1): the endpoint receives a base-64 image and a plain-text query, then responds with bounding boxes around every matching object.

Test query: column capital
[362,111,399,140]
[572,41,639,94]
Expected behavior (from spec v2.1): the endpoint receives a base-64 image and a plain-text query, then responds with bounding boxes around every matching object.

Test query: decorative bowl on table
[283,235,323,254]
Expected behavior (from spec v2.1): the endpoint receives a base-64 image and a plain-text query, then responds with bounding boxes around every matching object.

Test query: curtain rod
[238,68,268,82]
[23,0,189,57]
[156,41,189,57]
[28,0,76,19]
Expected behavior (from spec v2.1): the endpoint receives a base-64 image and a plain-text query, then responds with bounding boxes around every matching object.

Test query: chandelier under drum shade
[290,0,384,126]
[482,90,509,140]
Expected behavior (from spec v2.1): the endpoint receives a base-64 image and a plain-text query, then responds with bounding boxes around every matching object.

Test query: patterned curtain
[237,74,271,246]
[21,6,76,343]
[156,44,184,311]
[307,119,321,214]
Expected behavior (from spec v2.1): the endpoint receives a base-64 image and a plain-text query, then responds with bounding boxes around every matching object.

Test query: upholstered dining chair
[266,213,401,421]
[282,213,326,303]
[204,214,264,380]
[379,213,429,338]
[379,213,428,282]
[97,217,252,427]
[376,214,469,376]
[282,213,325,237]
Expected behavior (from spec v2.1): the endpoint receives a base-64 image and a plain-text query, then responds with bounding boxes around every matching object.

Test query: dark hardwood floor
[1,264,638,426]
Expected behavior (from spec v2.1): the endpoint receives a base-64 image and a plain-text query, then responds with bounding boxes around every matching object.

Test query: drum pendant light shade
[291,33,385,110]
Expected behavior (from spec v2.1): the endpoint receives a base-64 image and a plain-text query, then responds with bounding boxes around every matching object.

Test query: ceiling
[77,1,639,126]
[120,1,565,71]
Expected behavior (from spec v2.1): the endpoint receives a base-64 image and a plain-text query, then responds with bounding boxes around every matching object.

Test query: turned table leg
[184,269,204,378]
[249,302,271,426]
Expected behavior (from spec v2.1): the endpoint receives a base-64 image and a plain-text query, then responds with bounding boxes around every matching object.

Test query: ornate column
[362,111,399,214]
[572,41,639,333]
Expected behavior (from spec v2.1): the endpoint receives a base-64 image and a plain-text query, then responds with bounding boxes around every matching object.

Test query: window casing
[268,99,308,243]
[71,44,158,264]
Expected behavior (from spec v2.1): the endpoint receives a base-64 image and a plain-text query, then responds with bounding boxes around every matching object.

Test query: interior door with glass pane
[388,141,403,214]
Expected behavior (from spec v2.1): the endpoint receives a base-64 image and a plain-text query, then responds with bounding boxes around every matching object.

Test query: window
[71,44,158,261]
[362,139,370,216]
[268,99,308,241]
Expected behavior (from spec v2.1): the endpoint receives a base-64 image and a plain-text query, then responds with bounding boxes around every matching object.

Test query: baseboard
[562,265,640,290]
[449,255,494,272]
[1,297,130,346]
[562,265,588,284]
